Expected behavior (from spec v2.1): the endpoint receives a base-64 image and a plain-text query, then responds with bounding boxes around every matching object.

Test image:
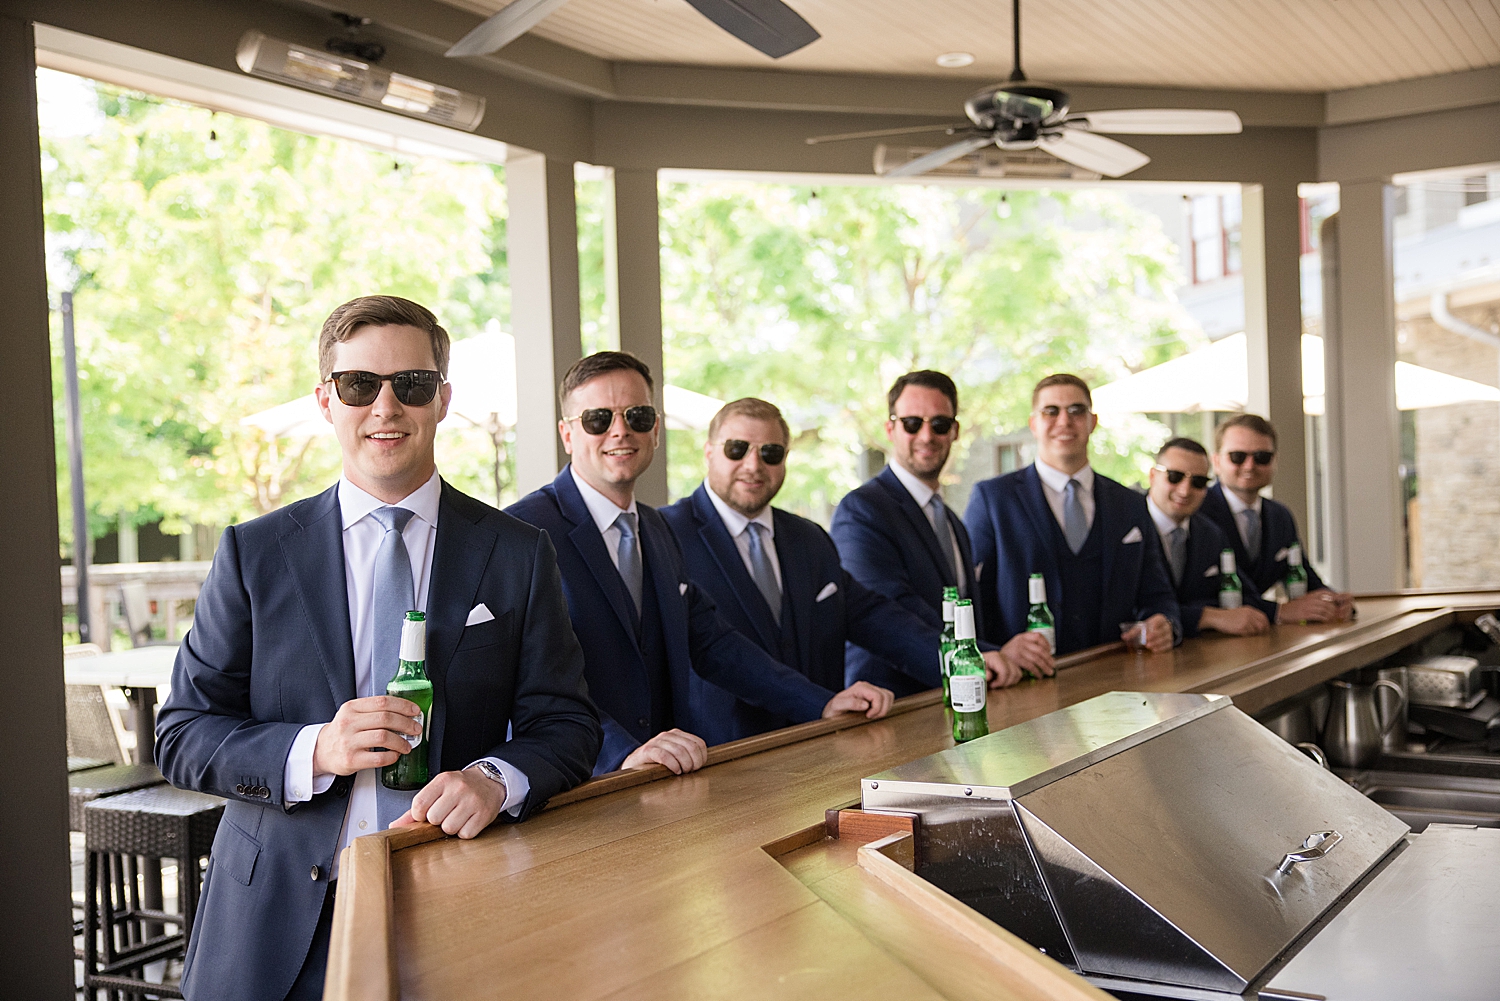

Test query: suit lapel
[1187,513,1217,591]
[875,467,954,585]
[692,486,780,652]
[1096,479,1124,602]
[424,482,495,772]
[772,510,817,672]
[639,508,691,667]
[1018,467,1064,620]
[280,485,356,707]
[555,468,640,642]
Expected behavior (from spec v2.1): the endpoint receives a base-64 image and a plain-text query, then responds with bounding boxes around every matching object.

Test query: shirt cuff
[283,723,335,803]
[471,756,530,817]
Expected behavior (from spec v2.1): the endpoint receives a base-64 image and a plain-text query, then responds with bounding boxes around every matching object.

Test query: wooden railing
[60,561,211,651]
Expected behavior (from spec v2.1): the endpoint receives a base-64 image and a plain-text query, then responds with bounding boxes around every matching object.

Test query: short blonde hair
[318,296,450,381]
[707,398,791,445]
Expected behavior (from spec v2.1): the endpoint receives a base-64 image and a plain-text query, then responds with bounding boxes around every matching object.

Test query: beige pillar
[507,150,582,495]
[1241,181,1309,532]
[1322,180,1404,591]
[609,167,669,506]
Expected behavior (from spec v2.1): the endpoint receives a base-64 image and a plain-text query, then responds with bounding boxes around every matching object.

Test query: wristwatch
[465,759,507,791]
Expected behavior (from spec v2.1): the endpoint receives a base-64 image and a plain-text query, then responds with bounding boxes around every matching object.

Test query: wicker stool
[69,764,165,833]
[82,787,225,1001]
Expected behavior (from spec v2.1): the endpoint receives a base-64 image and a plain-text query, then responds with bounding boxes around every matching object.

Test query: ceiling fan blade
[1040,130,1150,177]
[883,135,997,178]
[806,123,967,146]
[1074,109,1243,135]
[445,0,574,58]
[684,0,820,58]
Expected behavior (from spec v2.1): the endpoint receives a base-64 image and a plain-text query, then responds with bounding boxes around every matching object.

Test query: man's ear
[559,419,574,456]
[315,382,335,424]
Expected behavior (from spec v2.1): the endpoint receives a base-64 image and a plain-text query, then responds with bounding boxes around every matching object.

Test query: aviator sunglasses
[715,439,787,465]
[1153,465,1211,490]
[891,415,957,435]
[564,405,659,435]
[328,370,442,407]
[1035,403,1092,420]
[1226,450,1276,466]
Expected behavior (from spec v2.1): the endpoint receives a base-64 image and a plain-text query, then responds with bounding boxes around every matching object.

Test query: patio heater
[61,291,91,643]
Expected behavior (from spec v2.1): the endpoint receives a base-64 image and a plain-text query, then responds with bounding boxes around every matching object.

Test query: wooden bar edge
[323,837,398,1001]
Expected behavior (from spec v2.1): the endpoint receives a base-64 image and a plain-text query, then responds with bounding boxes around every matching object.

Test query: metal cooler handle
[1277,830,1342,874]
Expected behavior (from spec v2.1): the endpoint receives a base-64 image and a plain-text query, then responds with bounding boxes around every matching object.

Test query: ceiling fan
[806,0,1242,179]
[445,0,819,60]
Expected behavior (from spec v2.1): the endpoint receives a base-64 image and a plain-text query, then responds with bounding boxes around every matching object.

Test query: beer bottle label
[1220,590,1243,609]
[1288,579,1308,600]
[950,675,986,714]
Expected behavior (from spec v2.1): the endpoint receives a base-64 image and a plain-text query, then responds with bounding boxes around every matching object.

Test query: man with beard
[831,371,1054,696]
[663,397,1045,743]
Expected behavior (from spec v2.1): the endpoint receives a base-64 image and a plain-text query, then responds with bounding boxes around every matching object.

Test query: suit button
[333,779,350,797]
[235,784,246,795]
[638,718,649,729]
[311,865,321,882]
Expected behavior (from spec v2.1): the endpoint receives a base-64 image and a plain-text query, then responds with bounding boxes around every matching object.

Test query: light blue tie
[927,494,959,587]
[370,506,416,829]
[744,522,782,625]
[1063,478,1089,554]
[1242,507,1262,559]
[1168,526,1188,585]
[614,511,644,616]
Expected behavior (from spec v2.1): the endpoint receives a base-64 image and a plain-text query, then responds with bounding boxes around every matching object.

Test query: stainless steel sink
[1348,769,1500,831]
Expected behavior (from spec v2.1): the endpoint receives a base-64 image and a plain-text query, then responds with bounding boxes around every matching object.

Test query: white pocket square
[1121,527,1143,544]
[679,582,688,596]
[815,582,838,602]
[1204,565,1220,577]
[466,603,495,626]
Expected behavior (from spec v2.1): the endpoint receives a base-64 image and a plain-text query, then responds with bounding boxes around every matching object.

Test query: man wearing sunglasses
[156,296,601,1001]
[1147,437,1276,636]
[662,398,1020,743]
[967,373,1182,656]
[508,352,893,777]
[1200,414,1354,623]
[832,371,1053,697]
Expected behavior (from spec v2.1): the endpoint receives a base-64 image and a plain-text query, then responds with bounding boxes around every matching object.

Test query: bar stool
[69,763,165,833]
[82,787,225,1000]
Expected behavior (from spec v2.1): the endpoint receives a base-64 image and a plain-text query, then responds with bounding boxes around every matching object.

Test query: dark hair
[318,295,450,381]
[1214,413,1277,451]
[1031,373,1092,408]
[559,351,654,411]
[708,398,791,445]
[1156,437,1208,460]
[887,370,958,416]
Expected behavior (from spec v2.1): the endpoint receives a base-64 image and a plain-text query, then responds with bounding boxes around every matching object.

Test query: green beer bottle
[1026,573,1056,655]
[939,586,959,727]
[949,599,989,743]
[1218,549,1244,610]
[1285,543,1309,600]
[381,610,433,791]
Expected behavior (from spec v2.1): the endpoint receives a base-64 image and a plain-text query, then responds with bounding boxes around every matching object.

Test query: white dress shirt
[888,460,966,596]
[571,465,639,571]
[704,484,782,590]
[1222,488,1264,552]
[282,470,527,878]
[1146,496,1187,546]
[1034,459,1096,534]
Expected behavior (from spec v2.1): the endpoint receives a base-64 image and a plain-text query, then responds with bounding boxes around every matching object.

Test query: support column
[1322,180,1403,591]
[610,167,669,506]
[507,150,581,496]
[1241,181,1309,532]
[0,16,77,999]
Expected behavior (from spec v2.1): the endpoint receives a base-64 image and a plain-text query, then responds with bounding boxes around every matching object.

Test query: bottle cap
[942,599,955,622]
[399,612,426,662]
[1220,549,1236,573]
[954,601,976,640]
[1028,575,1047,604]
[1288,543,1303,566]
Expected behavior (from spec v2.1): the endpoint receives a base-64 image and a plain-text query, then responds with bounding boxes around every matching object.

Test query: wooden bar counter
[325,590,1500,1001]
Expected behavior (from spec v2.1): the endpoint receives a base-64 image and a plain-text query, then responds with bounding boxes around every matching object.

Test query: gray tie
[744,522,782,625]
[614,511,644,616]
[1168,526,1188,586]
[927,494,959,586]
[1242,507,1261,560]
[1063,478,1089,554]
[370,506,416,829]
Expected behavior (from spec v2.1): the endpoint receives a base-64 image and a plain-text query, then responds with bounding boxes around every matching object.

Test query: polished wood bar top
[327,590,1500,1001]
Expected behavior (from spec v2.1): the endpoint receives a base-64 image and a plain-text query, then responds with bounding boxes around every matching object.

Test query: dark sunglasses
[891,415,957,435]
[1036,403,1092,420]
[1154,465,1210,490]
[1227,450,1275,466]
[716,439,787,465]
[328,370,442,408]
[565,405,658,435]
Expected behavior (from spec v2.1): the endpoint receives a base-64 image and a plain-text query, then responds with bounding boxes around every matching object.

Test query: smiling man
[966,373,1181,656]
[507,353,893,776]
[156,296,600,1001]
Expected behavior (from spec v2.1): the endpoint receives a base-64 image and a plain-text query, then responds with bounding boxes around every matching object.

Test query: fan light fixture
[236,31,485,131]
[935,52,975,68]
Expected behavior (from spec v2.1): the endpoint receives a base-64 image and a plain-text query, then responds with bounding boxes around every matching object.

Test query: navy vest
[1048,512,1105,655]
[637,550,674,735]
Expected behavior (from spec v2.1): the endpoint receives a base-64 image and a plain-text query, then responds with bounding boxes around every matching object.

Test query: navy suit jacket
[965,465,1182,653]
[661,483,944,743]
[156,481,600,1001]
[830,465,990,696]
[1198,483,1326,597]
[1164,511,1277,637]
[506,467,835,773]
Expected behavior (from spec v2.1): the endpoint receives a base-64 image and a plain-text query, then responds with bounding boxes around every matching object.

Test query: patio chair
[119,582,176,648]
[65,683,128,773]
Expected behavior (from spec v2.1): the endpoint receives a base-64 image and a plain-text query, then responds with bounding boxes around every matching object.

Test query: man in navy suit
[966,373,1181,656]
[507,352,892,776]
[832,371,1054,696]
[663,398,1036,743]
[156,297,601,1001]
[1199,414,1353,623]
[1146,437,1277,637]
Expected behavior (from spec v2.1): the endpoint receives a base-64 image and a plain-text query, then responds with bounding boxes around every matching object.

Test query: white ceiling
[439,0,1500,93]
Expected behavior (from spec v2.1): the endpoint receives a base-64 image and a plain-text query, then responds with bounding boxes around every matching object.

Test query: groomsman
[664,398,1039,743]
[832,371,1054,696]
[966,373,1181,655]
[1146,437,1276,636]
[1199,414,1354,623]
